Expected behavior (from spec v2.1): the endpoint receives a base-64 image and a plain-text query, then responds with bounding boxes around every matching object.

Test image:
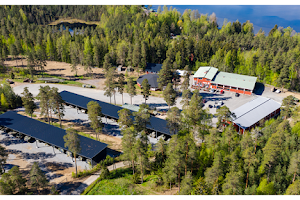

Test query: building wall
[233,108,281,134]
[92,148,107,164]
[193,77,211,86]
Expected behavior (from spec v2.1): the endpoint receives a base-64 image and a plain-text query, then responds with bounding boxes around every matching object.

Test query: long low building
[231,96,281,133]
[193,66,257,95]
[59,91,172,138]
[0,111,108,166]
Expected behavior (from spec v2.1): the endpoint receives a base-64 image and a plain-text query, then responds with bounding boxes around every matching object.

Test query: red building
[193,66,257,95]
[231,96,281,134]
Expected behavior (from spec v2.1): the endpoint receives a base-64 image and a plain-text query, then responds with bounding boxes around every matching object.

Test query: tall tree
[104,67,116,104]
[117,73,125,105]
[121,126,137,174]
[166,107,181,135]
[163,135,185,193]
[0,144,7,175]
[87,101,103,141]
[134,131,149,183]
[50,87,65,128]
[288,150,300,183]
[163,83,176,109]
[216,106,234,131]
[29,162,48,194]
[180,89,192,109]
[36,85,51,124]
[158,58,173,89]
[63,128,81,177]
[0,166,27,195]
[21,87,36,118]
[117,108,133,129]
[126,77,136,105]
[141,78,151,104]
[181,65,191,91]
[133,104,150,132]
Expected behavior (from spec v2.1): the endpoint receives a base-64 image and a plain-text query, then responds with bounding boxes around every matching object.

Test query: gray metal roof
[193,66,218,80]
[122,104,140,112]
[137,74,159,88]
[231,96,281,128]
[211,72,257,90]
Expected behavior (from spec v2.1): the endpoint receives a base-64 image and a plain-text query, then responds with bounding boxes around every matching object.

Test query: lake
[150,5,300,34]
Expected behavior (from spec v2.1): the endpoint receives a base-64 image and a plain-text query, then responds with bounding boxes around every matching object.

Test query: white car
[218,101,223,106]
[275,89,281,93]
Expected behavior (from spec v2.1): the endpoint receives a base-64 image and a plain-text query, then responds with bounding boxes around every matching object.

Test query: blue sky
[150,5,300,34]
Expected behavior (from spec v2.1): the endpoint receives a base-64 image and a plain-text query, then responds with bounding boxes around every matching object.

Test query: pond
[50,22,98,36]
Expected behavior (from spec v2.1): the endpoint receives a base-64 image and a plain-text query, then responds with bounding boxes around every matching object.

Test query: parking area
[0,130,91,185]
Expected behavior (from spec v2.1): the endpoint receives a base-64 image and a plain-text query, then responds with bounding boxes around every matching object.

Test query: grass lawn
[85,168,168,195]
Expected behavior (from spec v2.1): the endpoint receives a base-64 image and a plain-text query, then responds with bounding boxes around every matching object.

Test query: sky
[150,5,300,34]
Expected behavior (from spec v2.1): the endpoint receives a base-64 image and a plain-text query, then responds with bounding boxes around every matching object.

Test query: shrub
[132,172,140,184]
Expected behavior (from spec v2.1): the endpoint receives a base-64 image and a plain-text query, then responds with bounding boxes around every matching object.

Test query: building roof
[193,66,218,80]
[122,104,140,112]
[0,111,108,160]
[231,96,281,129]
[60,91,172,136]
[211,72,257,91]
[145,63,162,73]
[137,74,159,88]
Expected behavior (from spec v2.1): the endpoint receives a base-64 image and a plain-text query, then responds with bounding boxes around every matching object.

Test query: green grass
[86,168,143,195]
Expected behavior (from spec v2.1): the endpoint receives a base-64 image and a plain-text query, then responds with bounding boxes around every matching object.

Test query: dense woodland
[1,5,300,195]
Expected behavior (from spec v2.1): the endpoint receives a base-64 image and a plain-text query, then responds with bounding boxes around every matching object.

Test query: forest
[0,5,300,195]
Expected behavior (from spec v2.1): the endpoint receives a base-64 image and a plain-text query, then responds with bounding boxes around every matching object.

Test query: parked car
[218,101,223,106]
[220,90,224,94]
[235,93,240,97]
[23,78,33,83]
[208,104,213,108]
[6,79,14,84]
[216,105,221,109]
[210,88,215,93]
[203,99,206,103]
[275,89,281,93]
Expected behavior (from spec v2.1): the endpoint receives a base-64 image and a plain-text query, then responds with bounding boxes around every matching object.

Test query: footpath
[62,161,128,195]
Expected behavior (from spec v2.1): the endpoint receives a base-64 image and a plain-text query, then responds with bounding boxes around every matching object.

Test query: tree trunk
[74,153,77,177]
[185,143,188,176]
[132,159,135,175]
[114,92,116,105]
[170,181,171,190]
[246,163,250,188]
[178,171,181,194]
[57,105,62,128]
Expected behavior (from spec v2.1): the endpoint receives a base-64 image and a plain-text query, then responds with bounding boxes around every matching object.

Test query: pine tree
[29,162,48,194]
[121,126,137,174]
[180,171,193,195]
[204,151,223,187]
[158,58,173,89]
[134,131,149,183]
[117,74,125,104]
[285,180,300,195]
[1,93,9,110]
[50,87,65,128]
[0,144,8,175]
[63,128,81,177]
[288,150,300,183]
[141,78,151,104]
[166,107,181,135]
[21,87,36,118]
[104,67,116,104]
[181,65,191,91]
[126,77,136,105]
[133,104,150,132]
[87,101,103,141]
[180,89,192,109]
[117,108,133,130]
[0,166,27,195]
[163,83,176,109]
[36,86,51,124]
[216,106,234,131]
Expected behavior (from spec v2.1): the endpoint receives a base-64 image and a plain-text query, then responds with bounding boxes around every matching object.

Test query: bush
[132,172,140,184]
[10,72,15,79]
